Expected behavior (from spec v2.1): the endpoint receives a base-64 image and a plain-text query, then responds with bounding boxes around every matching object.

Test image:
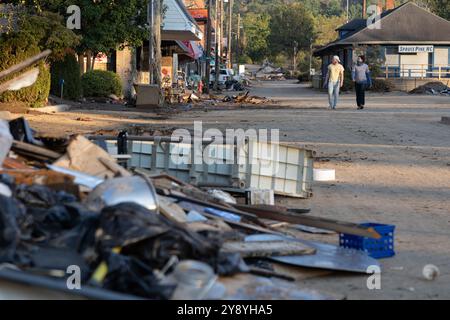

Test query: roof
[175,0,201,29]
[336,19,366,31]
[315,2,450,55]
[163,0,203,41]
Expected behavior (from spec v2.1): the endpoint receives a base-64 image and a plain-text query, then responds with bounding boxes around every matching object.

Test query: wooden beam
[234,204,381,239]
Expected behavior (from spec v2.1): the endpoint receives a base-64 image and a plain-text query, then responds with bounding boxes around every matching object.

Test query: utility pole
[214,0,222,91]
[153,0,162,90]
[293,41,298,73]
[148,0,154,84]
[309,38,313,80]
[346,0,349,22]
[235,12,240,66]
[362,0,366,18]
[205,0,213,94]
[226,0,233,69]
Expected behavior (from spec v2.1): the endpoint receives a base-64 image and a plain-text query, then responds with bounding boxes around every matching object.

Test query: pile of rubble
[0,117,386,300]
[182,91,271,107]
[254,64,286,81]
[409,81,450,95]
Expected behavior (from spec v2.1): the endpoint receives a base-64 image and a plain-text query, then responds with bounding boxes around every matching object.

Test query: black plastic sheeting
[0,174,243,299]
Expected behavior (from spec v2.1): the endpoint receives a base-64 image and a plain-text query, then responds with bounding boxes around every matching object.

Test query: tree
[268,3,315,66]
[313,14,347,46]
[0,4,80,59]
[428,0,450,20]
[321,0,343,17]
[16,0,149,71]
[242,12,270,63]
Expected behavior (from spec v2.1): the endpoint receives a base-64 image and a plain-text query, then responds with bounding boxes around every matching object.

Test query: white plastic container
[313,169,336,182]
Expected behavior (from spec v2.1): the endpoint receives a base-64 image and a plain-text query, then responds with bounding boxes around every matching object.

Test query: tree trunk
[86,51,92,71]
[78,53,85,74]
[153,0,163,105]
[91,52,97,71]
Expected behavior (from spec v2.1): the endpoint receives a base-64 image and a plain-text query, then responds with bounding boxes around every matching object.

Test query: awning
[177,41,204,60]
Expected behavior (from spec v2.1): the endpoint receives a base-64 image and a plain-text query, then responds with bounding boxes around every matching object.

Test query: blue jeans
[328,81,340,109]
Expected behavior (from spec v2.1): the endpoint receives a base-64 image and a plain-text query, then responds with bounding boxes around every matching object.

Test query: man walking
[352,55,372,110]
[324,55,344,110]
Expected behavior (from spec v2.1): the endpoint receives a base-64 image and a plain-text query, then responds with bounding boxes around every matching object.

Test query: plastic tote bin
[105,138,314,198]
[339,223,395,259]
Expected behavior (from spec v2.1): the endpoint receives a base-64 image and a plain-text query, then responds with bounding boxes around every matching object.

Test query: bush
[0,37,51,108]
[81,70,122,97]
[297,72,310,82]
[238,54,253,65]
[369,79,395,92]
[51,53,82,100]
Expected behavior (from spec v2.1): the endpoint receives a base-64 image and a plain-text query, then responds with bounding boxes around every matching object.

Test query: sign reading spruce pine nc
[398,45,434,53]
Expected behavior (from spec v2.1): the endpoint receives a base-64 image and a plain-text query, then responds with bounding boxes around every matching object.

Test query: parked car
[210,69,233,85]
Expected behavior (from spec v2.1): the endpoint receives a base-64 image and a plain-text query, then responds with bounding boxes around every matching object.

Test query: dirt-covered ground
[6,80,450,299]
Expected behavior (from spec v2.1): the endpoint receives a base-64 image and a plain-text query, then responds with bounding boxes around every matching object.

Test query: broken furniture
[133,84,161,108]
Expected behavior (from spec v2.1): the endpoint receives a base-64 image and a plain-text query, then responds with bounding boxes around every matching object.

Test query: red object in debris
[198,80,204,93]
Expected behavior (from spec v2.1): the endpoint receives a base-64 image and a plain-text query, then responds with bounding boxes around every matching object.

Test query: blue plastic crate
[339,223,395,259]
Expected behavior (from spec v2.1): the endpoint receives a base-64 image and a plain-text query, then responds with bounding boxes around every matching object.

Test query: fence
[381,64,450,79]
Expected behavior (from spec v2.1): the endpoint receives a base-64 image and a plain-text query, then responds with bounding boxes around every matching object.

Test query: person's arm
[340,66,344,87]
[323,66,330,88]
[352,65,356,82]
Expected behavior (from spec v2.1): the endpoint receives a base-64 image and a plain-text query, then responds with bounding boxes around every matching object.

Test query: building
[103,0,204,97]
[314,2,450,90]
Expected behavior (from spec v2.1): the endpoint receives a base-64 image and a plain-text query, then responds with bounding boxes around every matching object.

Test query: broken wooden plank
[221,240,316,258]
[12,140,62,162]
[234,204,381,239]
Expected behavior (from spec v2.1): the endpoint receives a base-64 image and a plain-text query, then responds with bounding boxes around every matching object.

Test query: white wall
[434,48,449,66]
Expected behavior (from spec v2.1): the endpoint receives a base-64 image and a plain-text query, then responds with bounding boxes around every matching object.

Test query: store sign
[398,45,434,53]
[188,9,208,20]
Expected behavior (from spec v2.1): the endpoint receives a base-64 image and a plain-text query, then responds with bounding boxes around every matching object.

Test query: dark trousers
[355,82,366,107]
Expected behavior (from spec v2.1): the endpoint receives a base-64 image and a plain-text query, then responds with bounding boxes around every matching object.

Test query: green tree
[268,2,315,67]
[313,14,347,46]
[242,13,270,63]
[0,5,79,106]
[0,4,80,58]
[428,0,450,20]
[14,0,148,70]
[321,0,343,17]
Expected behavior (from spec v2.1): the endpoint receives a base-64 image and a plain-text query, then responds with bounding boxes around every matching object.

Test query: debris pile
[0,117,388,300]
[254,64,286,81]
[222,91,271,105]
[409,81,450,95]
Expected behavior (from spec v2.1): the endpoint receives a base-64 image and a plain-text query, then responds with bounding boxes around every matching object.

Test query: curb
[35,104,71,114]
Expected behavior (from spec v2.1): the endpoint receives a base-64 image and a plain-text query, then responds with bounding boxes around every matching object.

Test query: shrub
[238,54,253,65]
[50,53,82,100]
[369,79,395,92]
[81,70,122,97]
[0,37,51,108]
[297,72,310,82]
